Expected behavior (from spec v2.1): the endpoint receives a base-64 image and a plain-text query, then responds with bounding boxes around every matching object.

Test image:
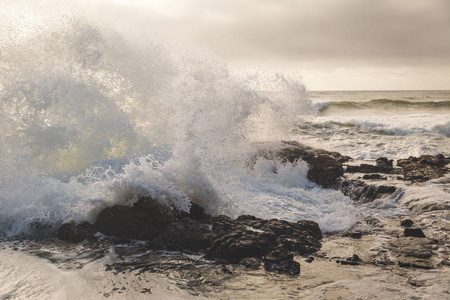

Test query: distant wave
[320,119,450,137]
[319,99,450,112]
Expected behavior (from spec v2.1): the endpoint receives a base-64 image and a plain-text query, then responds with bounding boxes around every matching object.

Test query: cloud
[80,0,450,89]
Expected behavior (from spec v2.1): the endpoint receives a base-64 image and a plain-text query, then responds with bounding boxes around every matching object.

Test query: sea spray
[0,0,359,236]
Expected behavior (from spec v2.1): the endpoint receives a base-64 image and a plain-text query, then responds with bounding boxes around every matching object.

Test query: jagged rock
[264,250,300,276]
[397,154,450,182]
[339,180,397,203]
[258,141,350,188]
[400,219,414,227]
[56,221,96,243]
[94,196,175,240]
[404,228,426,238]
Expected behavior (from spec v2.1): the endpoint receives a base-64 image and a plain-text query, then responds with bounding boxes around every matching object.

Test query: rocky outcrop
[56,196,322,276]
[257,141,350,188]
[397,154,450,182]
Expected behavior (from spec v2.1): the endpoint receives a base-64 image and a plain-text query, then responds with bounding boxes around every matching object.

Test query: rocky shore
[6,141,449,298]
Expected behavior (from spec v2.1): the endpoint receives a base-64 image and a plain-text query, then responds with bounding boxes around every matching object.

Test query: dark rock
[400,219,414,227]
[205,230,270,261]
[410,202,450,213]
[341,230,362,239]
[239,257,262,270]
[363,174,387,180]
[346,163,401,174]
[398,260,434,269]
[404,228,426,238]
[376,157,393,168]
[206,215,322,261]
[258,141,350,188]
[236,215,267,229]
[264,250,300,276]
[397,155,450,182]
[56,221,96,243]
[151,217,213,251]
[94,196,175,240]
[305,256,315,263]
[336,254,363,266]
[178,202,211,221]
[339,180,398,203]
[211,215,246,238]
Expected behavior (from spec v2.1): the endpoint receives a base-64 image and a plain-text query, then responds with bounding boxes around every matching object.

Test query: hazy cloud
[83,0,450,90]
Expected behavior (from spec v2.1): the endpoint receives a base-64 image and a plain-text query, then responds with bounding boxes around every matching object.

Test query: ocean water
[305,90,450,160]
[1,1,449,299]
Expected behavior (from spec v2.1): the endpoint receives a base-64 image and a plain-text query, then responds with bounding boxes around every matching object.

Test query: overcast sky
[89,0,450,91]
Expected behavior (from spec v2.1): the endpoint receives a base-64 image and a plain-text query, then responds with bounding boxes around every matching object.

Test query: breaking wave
[319,99,450,114]
[0,0,358,236]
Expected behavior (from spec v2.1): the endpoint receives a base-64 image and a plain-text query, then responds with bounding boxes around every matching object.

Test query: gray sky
[90,0,450,90]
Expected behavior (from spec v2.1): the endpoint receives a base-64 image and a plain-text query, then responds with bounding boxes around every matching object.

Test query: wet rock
[264,250,300,276]
[404,228,426,238]
[363,174,387,180]
[178,202,211,221]
[376,157,393,168]
[94,196,175,240]
[400,219,414,227]
[56,221,96,243]
[336,254,363,266]
[151,217,214,251]
[205,230,270,261]
[206,216,322,261]
[341,230,362,239]
[410,202,450,213]
[211,215,246,238]
[339,180,398,203]
[397,154,450,182]
[389,237,437,269]
[259,141,350,188]
[305,256,315,263]
[346,163,401,174]
[239,257,262,270]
